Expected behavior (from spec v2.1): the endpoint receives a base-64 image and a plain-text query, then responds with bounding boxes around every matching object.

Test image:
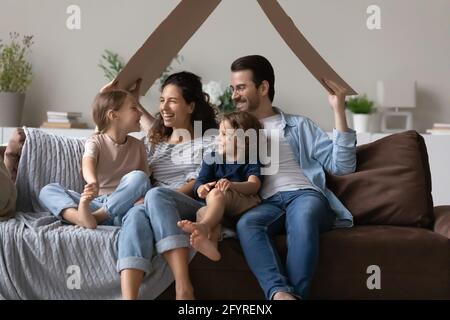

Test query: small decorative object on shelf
[346,94,375,133]
[41,111,87,129]
[426,123,450,135]
[376,80,416,133]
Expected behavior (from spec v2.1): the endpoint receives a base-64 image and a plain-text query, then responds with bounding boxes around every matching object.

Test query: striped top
[144,135,216,189]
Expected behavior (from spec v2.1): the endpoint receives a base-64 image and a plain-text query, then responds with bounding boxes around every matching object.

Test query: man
[229,55,356,300]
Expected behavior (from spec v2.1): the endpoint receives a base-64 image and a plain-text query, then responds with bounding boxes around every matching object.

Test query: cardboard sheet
[114,0,221,95]
[257,0,357,95]
[115,0,357,96]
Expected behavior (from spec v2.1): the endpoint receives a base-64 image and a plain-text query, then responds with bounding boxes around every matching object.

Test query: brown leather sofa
[3,129,450,299]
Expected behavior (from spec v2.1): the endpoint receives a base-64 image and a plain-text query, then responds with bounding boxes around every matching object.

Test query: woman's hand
[100,80,118,93]
[128,78,142,102]
[216,178,232,192]
[99,78,141,101]
[197,181,216,199]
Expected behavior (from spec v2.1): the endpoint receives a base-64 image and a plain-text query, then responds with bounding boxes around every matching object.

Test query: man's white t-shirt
[259,113,319,199]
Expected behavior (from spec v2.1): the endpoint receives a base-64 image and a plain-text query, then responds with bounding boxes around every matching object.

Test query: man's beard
[234,96,259,112]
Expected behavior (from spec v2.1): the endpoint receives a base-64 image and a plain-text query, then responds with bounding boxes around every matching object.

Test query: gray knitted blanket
[0,128,177,299]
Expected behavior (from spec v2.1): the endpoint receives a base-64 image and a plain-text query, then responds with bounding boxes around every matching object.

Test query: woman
[103,72,218,299]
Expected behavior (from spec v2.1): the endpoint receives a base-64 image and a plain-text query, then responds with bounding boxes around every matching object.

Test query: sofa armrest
[433,206,450,239]
[3,128,26,183]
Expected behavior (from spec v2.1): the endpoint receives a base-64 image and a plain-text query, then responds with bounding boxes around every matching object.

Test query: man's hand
[216,178,232,192]
[324,79,350,132]
[197,181,216,199]
[81,182,99,201]
[325,79,348,114]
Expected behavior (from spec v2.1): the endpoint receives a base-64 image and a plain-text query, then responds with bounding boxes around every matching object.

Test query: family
[38,55,357,300]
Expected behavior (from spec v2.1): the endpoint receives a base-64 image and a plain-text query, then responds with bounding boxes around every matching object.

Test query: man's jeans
[236,188,336,299]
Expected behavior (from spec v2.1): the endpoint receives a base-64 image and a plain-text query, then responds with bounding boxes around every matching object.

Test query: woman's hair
[221,111,263,162]
[92,90,129,133]
[149,71,218,144]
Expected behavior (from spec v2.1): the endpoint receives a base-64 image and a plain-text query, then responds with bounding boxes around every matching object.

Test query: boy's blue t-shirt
[193,152,263,195]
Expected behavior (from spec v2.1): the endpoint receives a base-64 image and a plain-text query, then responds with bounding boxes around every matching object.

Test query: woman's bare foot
[77,197,97,229]
[190,226,221,262]
[273,291,298,300]
[177,220,196,233]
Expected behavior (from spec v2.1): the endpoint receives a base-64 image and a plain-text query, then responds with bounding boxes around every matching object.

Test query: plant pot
[0,92,25,127]
[352,113,372,133]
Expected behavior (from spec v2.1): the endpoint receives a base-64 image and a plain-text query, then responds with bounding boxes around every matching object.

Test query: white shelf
[0,127,145,144]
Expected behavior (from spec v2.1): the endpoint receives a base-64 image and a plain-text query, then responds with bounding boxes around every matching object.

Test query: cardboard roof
[115,0,357,96]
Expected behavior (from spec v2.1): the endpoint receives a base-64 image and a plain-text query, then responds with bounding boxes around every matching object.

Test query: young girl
[39,89,151,229]
[178,111,263,261]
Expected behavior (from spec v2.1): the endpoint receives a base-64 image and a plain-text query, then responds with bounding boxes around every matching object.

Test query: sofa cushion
[326,130,434,228]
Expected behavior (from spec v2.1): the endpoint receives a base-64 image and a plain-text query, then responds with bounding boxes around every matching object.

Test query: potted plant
[98,49,183,86]
[0,32,34,126]
[346,94,375,133]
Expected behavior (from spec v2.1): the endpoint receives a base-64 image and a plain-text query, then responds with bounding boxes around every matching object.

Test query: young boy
[178,111,263,261]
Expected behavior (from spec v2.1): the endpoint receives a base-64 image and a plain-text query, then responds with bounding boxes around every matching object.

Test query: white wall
[1,0,449,132]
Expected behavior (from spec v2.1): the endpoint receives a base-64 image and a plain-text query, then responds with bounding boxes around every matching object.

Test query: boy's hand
[216,178,232,192]
[197,181,216,199]
[82,182,99,201]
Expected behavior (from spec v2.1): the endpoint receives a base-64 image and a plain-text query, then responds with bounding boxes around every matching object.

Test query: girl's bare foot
[78,197,97,229]
[190,227,221,262]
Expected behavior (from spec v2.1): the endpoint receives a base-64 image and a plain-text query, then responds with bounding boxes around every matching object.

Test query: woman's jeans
[236,188,336,300]
[38,170,151,226]
[116,187,203,274]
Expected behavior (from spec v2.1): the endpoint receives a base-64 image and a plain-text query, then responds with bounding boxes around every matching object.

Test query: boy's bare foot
[78,197,97,229]
[177,220,196,233]
[273,291,298,300]
[190,227,221,262]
